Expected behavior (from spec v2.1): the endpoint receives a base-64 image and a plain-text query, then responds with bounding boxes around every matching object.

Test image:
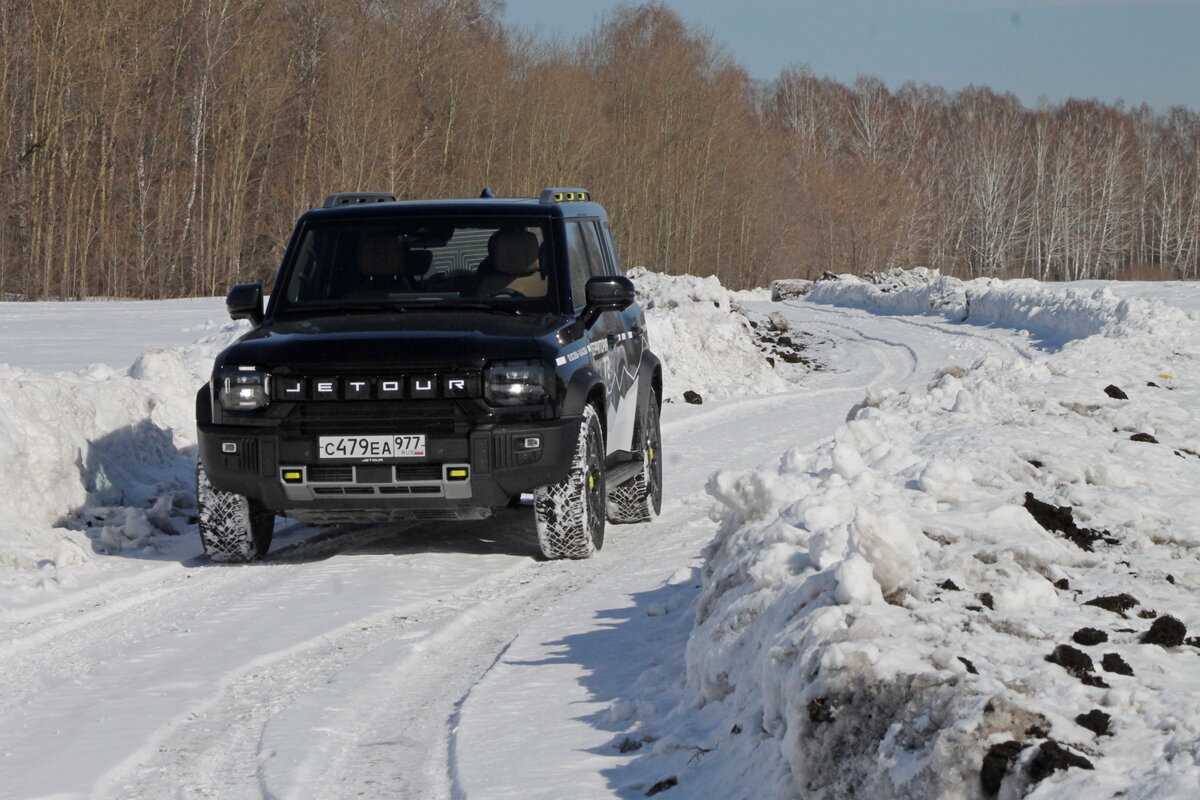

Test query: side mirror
[226,283,264,325]
[584,275,636,313]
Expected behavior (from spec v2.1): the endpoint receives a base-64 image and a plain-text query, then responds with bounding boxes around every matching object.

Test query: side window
[565,221,592,309]
[580,221,609,277]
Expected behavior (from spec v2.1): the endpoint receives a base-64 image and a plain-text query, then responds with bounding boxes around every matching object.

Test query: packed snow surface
[3,270,1200,799]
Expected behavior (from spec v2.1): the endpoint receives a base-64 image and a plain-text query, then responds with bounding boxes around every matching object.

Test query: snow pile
[628,268,789,401]
[666,279,1200,798]
[0,324,245,592]
[808,268,1197,348]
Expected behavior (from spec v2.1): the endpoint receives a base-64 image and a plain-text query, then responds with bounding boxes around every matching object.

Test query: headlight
[484,360,549,406]
[218,365,270,410]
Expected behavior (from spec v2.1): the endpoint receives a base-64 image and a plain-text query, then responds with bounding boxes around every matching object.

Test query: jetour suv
[196,188,662,561]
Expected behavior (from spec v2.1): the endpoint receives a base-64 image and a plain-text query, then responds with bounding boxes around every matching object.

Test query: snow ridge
[0,323,245,593]
[807,268,1197,349]
[628,267,789,401]
[686,275,1200,799]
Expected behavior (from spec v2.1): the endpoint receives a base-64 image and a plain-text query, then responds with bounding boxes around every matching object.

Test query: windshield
[276,217,556,314]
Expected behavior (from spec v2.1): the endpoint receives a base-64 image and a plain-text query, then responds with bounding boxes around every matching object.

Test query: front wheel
[534,404,605,559]
[196,462,274,562]
[608,388,663,524]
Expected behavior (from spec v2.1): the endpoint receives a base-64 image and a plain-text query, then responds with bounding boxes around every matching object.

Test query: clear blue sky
[499,0,1200,112]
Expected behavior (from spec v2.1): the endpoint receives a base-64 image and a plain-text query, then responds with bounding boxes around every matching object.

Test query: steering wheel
[489,288,525,298]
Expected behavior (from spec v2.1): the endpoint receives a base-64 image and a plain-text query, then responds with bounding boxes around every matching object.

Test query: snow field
[678,272,1200,798]
[4,270,1200,798]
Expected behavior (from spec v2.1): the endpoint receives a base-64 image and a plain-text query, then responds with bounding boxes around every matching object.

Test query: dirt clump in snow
[1084,593,1140,615]
[645,776,678,796]
[1072,627,1109,646]
[1101,652,1135,675]
[1023,493,1109,551]
[748,311,821,368]
[1104,383,1128,399]
[1142,614,1187,647]
[807,698,834,724]
[1075,708,1112,736]
[980,740,1025,797]
[1026,740,1094,783]
[1046,644,1109,687]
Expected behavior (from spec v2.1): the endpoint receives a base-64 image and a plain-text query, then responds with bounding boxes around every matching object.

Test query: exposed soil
[646,777,678,796]
[1104,384,1129,399]
[1072,627,1108,646]
[1142,615,1187,648]
[1084,593,1140,616]
[980,741,1025,797]
[1075,709,1112,737]
[1026,741,1094,783]
[1101,652,1135,676]
[1023,493,1110,551]
[1046,644,1109,687]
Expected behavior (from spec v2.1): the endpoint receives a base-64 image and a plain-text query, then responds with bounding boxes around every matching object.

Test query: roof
[301,195,607,224]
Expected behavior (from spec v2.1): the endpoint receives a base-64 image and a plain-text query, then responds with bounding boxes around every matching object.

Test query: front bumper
[197,415,581,515]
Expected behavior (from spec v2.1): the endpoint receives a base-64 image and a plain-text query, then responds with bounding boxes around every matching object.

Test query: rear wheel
[607,388,662,523]
[534,404,605,559]
[196,462,274,562]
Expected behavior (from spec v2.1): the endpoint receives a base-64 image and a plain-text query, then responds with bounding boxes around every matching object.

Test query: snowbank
[0,323,246,594]
[680,273,1200,798]
[628,268,790,401]
[808,267,1198,348]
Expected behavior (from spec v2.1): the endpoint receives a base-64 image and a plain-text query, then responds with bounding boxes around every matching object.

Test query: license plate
[318,435,426,459]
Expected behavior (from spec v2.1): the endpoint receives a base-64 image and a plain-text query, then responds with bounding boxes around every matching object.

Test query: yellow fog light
[282,470,303,483]
[445,466,470,481]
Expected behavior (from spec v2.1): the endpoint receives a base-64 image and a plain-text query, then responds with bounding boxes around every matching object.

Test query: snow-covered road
[0,297,1031,799]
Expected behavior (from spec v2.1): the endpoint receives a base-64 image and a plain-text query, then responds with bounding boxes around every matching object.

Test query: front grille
[395,464,443,481]
[291,463,444,485]
[279,400,464,436]
[308,465,354,482]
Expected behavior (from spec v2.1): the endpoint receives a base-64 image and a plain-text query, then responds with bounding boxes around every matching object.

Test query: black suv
[196,188,662,561]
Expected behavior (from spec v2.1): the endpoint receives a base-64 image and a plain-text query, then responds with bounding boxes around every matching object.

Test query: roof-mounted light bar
[539,188,591,204]
[322,192,396,208]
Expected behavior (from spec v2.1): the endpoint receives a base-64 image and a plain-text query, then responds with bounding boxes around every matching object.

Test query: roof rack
[322,192,396,208]
[539,188,592,204]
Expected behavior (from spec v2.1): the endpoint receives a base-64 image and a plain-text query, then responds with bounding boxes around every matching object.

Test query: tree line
[1,0,1197,300]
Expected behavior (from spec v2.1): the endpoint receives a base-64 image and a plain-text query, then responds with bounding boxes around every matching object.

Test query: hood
[218,311,565,369]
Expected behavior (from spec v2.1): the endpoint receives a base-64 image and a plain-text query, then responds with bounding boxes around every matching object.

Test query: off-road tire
[197,462,274,562]
[534,404,605,559]
[607,388,662,524]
